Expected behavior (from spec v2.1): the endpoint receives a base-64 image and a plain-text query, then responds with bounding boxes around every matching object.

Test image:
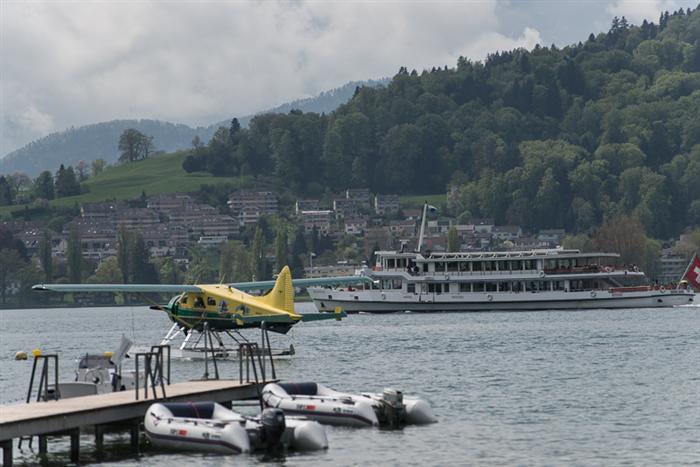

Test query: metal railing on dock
[25,353,59,403]
[201,322,220,380]
[237,322,277,409]
[134,344,170,400]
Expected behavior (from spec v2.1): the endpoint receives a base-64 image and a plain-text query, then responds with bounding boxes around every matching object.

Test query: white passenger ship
[308,248,695,313]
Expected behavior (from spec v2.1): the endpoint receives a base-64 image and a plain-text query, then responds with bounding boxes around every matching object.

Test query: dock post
[130,420,139,454]
[1,439,12,467]
[38,435,47,454]
[95,425,104,451]
[69,429,79,464]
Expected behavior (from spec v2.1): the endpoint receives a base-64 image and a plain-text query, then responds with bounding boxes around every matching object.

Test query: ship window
[485,282,497,292]
[473,262,483,271]
[387,259,395,268]
[459,262,469,272]
[447,262,458,272]
[392,279,402,289]
[473,282,485,292]
[483,261,494,271]
[459,283,470,292]
[498,261,508,271]
[423,263,429,272]
[512,260,522,270]
[407,283,415,293]
[435,262,445,272]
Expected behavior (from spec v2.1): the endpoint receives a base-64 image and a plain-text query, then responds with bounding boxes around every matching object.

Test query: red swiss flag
[683,253,700,290]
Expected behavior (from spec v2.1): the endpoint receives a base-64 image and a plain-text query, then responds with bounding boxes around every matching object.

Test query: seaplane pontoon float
[262,382,437,428]
[144,402,328,454]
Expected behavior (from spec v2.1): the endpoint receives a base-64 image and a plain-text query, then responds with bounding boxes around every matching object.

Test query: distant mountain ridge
[0,78,389,177]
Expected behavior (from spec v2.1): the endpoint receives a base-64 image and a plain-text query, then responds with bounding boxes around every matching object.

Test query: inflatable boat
[144,401,328,454]
[262,382,437,428]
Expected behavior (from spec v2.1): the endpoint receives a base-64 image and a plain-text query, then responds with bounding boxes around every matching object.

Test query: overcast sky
[0,0,688,157]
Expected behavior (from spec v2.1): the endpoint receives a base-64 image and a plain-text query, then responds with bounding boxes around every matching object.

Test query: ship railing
[421,269,540,276]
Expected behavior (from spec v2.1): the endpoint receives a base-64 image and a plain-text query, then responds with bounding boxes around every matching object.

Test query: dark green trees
[119,129,155,163]
[55,165,81,197]
[66,225,82,283]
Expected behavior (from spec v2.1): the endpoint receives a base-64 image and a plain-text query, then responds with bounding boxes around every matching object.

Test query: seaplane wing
[230,275,373,291]
[32,284,203,293]
[32,266,361,334]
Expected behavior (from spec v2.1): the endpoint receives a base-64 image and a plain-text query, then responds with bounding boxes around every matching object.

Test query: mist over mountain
[0,79,388,177]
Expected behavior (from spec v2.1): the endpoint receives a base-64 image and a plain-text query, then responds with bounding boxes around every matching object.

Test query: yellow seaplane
[33,266,371,335]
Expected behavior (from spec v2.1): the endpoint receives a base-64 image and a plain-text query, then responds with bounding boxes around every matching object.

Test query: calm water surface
[1,303,699,466]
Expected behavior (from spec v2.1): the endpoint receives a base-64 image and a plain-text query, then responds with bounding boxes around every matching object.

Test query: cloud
[607,0,682,24]
[18,105,54,135]
[462,27,543,60]
[1,1,544,156]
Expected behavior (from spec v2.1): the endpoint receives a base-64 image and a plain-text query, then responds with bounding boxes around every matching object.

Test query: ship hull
[309,288,695,313]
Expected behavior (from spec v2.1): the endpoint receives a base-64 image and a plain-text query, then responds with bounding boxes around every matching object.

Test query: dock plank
[0,380,264,441]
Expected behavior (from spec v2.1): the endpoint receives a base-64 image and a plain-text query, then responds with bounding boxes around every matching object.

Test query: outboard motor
[260,408,287,453]
[377,388,407,428]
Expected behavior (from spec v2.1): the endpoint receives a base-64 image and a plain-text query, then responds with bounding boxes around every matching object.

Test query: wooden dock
[0,379,267,466]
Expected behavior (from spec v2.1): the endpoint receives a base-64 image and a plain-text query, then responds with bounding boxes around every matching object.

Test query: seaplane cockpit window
[180,295,188,304]
[193,296,205,308]
[207,297,216,306]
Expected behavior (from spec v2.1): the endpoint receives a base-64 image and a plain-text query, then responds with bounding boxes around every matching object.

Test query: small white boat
[44,336,138,399]
[262,382,437,428]
[144,401,328,454]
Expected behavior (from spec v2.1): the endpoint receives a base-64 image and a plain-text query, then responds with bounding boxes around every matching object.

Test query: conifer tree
[66,225,82,283]
[38,230,53,282]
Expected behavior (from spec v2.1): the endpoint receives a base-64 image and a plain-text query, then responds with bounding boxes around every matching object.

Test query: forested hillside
[0,80,389,178]
[185,8,700,239]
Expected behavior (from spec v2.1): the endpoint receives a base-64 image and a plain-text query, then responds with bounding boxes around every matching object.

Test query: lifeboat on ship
[262,382,437,428]
[144,401,328,454]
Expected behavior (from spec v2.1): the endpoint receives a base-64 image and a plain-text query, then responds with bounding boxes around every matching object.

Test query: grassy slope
[2,152,250,216]
[1,151,444,217]
[399,194,446,210]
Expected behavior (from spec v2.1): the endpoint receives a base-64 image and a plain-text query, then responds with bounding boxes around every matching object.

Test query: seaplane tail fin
[258,265,295,314]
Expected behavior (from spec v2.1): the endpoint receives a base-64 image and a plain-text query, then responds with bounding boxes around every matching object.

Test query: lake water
[1,303,699,466]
